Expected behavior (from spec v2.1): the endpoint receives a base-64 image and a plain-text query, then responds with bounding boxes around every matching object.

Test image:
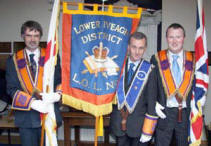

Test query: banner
[62,2,142,116]
[189,0,209,145]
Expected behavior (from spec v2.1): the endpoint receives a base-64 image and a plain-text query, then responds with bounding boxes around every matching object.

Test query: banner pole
[40,115,46,146]
[63,1,147,11]
[95,116,99,146]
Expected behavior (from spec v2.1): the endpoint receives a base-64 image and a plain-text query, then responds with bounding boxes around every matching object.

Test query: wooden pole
[65,1,144,10]
[40,85,49,146]
[95,116,99,146]
[40,114,47,146]
[59,1,148,11]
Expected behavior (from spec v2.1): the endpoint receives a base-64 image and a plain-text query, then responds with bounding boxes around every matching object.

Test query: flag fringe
[191,102,203,123]
[189,139,201,146]
[62,94,112,117]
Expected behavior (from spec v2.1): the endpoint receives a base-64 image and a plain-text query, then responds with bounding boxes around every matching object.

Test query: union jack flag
[189,0,209,145]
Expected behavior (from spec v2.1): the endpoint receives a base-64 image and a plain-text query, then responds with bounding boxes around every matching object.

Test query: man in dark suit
[110,32,158,146]
[6,20,62,146]
[150,23,195,146]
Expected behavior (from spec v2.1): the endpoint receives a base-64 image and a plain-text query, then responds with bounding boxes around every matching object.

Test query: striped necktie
[29,54,36,79]
[127,63,135,85]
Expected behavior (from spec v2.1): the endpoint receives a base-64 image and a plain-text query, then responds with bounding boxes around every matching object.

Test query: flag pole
[63,1,147,11]
[40,110,47,146]
[41,0,60,145]
[95,116,99,146]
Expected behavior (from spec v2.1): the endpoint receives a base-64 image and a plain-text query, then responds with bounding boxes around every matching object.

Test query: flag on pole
[189,0,209,145]
[43,0,60,145]
[62,2,142,117]
[61,3,142,144]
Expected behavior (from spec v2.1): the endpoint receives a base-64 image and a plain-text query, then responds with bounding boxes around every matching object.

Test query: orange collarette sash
[12,48,45,111]
[156,50,194,100]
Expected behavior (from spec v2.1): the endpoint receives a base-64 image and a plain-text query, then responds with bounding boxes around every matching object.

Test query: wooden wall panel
[0,42,11,70]
[0,42,12,53]
[0,55,10,70]
[0,42,47,70]
[13,42,47,53]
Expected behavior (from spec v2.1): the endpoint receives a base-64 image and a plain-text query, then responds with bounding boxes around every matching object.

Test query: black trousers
[19,127,44,146]
[116,134,149,146]
[155,107,189,146]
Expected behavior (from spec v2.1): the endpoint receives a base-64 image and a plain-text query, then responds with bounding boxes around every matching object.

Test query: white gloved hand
[140,134,151,143]
[31,100,49,113]
[155,102,166,119]
[40,92,61,104]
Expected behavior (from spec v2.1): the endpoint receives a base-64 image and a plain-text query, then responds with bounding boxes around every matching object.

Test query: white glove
[155,102,166,119]
[140,134,151,143]
[40,92,61,104]
[31,100,49,113]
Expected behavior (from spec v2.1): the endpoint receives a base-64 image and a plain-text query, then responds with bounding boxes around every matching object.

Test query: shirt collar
[168,50,183,60]
[128,57,141,69]
[26,48,40,63]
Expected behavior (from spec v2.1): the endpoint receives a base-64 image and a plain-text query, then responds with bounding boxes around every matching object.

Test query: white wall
[162,0,211,51]
[0,0,51,41]
[204,67,211,125]
[162,0,195,50]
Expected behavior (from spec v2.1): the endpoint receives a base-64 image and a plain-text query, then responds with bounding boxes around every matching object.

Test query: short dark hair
[21,20,43,37]
[129,32,147,47]
[166,23,185,37]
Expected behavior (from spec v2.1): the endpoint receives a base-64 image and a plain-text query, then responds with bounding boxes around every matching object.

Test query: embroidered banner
[62,2,142,116]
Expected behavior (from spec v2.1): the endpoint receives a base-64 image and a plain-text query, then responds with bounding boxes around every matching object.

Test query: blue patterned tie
[29,54,36,79]
[172,55,181,86]
[127,63,135,85]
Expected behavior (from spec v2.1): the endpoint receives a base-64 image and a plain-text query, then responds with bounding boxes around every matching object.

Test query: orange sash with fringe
[12,48,45,110]
[13,48,45,94]
[156,50,194,100]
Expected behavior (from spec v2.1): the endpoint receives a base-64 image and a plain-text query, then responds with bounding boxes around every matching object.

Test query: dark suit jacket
[150,53,193,130]
[6,50,62,128]
[110,59,157,137]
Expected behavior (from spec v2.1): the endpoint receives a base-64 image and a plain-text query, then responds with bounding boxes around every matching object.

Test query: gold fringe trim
[112,94,117,105]
[62,94,113,117]
[155,51,195,100]
[179,51,195,100]
[191,101,203,123]
[145,113,158,119]
[189,139,201,146]
[155,53,170,99]
[13,54,29,94]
